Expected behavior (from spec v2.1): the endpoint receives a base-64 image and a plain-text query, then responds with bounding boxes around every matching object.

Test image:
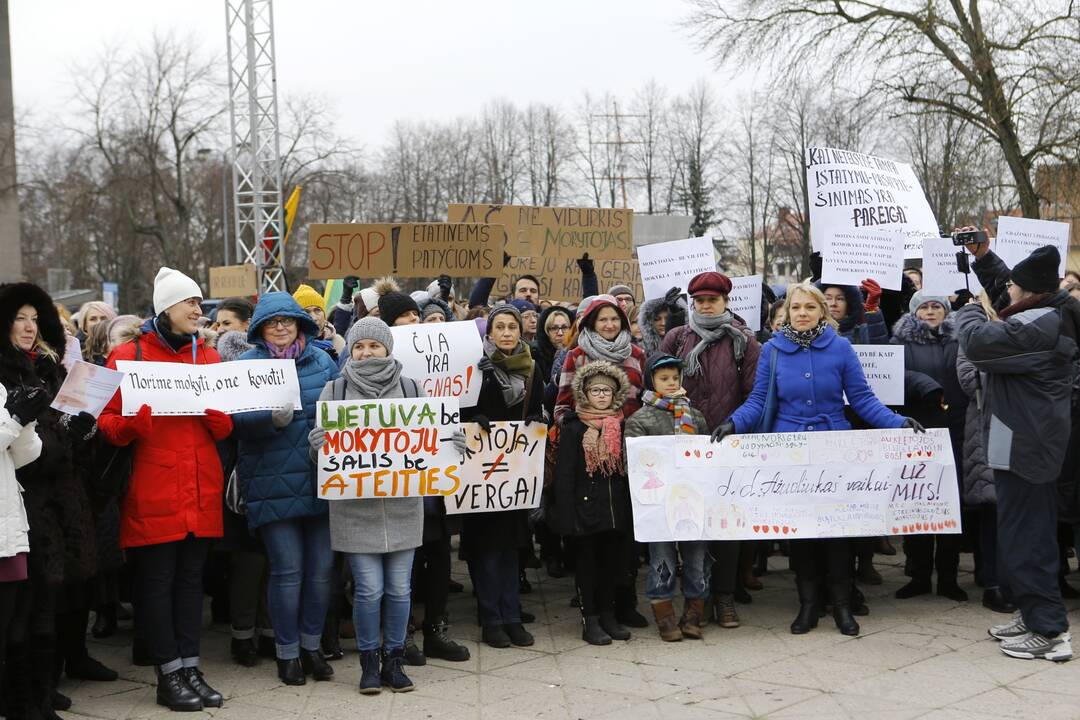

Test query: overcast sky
[10,0,748,149]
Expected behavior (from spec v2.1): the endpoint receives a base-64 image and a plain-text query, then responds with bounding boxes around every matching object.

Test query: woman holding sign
[717,282,923,637]
[232,293,340,687]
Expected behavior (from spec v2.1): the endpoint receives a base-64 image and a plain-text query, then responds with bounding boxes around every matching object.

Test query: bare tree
[629,80,669,215]
[523,104,572,206]
[669,82,722,237]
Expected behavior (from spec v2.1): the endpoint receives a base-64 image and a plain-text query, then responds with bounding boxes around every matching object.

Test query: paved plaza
[62,551,1080,720]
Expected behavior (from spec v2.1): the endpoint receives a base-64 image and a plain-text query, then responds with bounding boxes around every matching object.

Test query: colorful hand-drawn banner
[446,421,547,515]
[626,428,959,542]
[115,360,301,416]
[315,397,462,500]
[389,322,483,408]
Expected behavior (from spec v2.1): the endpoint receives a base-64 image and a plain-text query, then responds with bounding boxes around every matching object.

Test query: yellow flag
[283,185,302,246]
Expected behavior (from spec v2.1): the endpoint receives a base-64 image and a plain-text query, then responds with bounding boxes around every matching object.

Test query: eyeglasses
[549,325,570,334]
[1005,281,1015,289]
[587,387,614,397]
[266,317,297,328]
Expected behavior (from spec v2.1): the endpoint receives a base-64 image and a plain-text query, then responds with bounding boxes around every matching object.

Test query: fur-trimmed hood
[638,298,667,354]
[891,313,955,345]
[216,330,255,362]
[571,361,630,411]
[0,283,66,360]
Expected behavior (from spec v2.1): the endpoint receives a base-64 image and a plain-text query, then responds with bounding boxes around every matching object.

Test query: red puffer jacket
[99,326,233,549]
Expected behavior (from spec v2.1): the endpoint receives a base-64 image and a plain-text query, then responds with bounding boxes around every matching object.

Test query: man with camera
[955,236,1080,662]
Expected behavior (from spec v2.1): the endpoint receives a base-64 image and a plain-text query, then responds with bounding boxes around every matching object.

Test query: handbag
[749,346,779,434]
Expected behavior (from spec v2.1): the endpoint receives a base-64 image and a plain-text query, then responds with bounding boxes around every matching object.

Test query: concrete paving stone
[945,686,1080,720]
[843,666,997,709]
[732,655,888,694]
[764,692,854,720]
[830,692,935,720]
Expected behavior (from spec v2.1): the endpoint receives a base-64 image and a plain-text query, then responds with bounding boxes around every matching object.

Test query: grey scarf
[482,337,529,407]
[342,357,403,398]
[685,310,747,377]
[577,328,633,365]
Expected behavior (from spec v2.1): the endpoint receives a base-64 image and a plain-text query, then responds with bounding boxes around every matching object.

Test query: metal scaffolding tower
[225,0,286,293]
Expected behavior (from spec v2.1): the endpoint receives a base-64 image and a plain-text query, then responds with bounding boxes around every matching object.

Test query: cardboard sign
[209,265,258,298]
[847,345,905,406]
[994,216,1071,278]
[921,239,982,295]
[445,421,546,515]
[315,397,462,500]
[115,360,301,416]
[627,428,960,542]
[389,322,483,407]
[728,275,763,332]
[820,228,905,291]
[637,236,716,301]
[806,147,940,254]
[492,254,642,304]
[447,203,634,261]
[307,223,501,280]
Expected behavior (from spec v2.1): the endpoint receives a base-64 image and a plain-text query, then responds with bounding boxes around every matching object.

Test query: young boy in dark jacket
[624,353,713,641]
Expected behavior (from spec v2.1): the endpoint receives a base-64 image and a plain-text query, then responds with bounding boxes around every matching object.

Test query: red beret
[687,271,732,298]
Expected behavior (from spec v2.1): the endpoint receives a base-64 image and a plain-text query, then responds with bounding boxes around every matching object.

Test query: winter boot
[155,666,203,712]
[321,616,344,660]
[181,667,223,708]
[614,586,649,628]
[403,625,426,666]
[358,650,381,695]
[651,600,683,642]
[423,620,470,662]
[380,648,415,692]
[582,615,612,645]
[829,583,860,636]
[679,597,706,639]
[91,604,118,639]
[276,658,305,686]
[598,611,631,641]
[791,580,820,635]
[30,635,63,720]
[504,623,534,647]
[713,593,740,628]
[231,636,259,667]
[300,648,334,680]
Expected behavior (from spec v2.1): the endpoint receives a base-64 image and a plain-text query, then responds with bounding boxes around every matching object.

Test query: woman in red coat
[99,268,233,713]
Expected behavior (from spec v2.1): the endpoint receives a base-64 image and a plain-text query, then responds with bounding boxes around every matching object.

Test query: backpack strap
[333,377,347,401]
[134,336,142,361]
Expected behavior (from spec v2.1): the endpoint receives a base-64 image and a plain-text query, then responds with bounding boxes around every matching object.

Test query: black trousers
[468,547,520,627]
[708,541,741,595]
[789,539,852,602]
[129,535,211,667]
[0,580,31,665]
[575,531,623,616]
[416,537,451,627]
[229,549,270,635]
[901,533,961,583]
[995,470,1068,636]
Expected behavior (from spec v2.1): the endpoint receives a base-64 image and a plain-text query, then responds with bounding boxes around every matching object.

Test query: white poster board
[921,239,982,295]
[728,275,763,332]
[627,429,960,542]
[51,360,125,418]
[115,359,301,416]
[389,322,483,407]
[994,216,1070,277]
[820,228,905,290]
[847,345,904,406]
[445,421,546,515]
[637,236,716,301]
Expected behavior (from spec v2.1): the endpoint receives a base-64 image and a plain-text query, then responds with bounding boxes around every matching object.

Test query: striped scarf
[641,390,696,434]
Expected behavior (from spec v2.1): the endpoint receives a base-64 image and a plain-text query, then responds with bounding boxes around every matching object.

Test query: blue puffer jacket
[232,293,340,530]
[729,324,905,433]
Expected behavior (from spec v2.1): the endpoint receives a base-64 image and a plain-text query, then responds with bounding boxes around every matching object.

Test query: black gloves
[6,386,48,426]
[576,253,594,275]
[502,251,511,268]
[64,411,97,440]
[902,418,927,434]
[437,274,453,301]
[664,286,683,307]
[523,413,546,426]
[472,414,492,434]
[340,276,359,304]
[710,421,735,444]
[477,357,495,374]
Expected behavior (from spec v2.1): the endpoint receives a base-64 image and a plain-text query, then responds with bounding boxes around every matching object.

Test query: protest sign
[994,216,1070,277]
[806,147,939,255]
[209,265,258,298]
[389,322,483,407]
[820,228,905,290]
[492,254,643,304]
[445,421,546,515]
[728,275,763,332]
[627,428,959,542]
[637,236,716,301]
[921,239,982,295]
[307,223,501,280]
[102,282,119,310]
[847,346,904,406]
[51,360,125,418]
[447,203,634,261]
[315,397,462,500]
[115,360,301,416]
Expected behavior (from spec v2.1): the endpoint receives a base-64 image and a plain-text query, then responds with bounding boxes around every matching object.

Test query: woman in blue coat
[233,293,339,686]
[715,282,922,637]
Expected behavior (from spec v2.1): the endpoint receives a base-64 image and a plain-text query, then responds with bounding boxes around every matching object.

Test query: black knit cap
[1010,245,1061,294]
[378,291,420,325]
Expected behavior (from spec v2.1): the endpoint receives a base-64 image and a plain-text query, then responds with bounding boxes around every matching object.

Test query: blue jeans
[347,549,415,652]
[646,542,712,601]
[259,515,333,659]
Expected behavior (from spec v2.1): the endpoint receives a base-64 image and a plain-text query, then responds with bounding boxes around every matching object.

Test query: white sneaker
[988,614,1028,641]
[1000,631,1072,662]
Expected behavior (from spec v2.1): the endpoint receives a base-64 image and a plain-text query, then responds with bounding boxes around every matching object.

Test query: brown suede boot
[650,600,683,642]
[679,598,706,639]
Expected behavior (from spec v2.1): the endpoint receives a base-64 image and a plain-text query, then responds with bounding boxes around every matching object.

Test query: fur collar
[891,313,955,345]
[571,361,630,411]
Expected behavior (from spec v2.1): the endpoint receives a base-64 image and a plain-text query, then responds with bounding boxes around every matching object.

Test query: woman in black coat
[460,304,546,649]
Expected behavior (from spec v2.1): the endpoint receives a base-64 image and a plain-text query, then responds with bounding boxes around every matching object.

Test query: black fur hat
[0,282,65,358]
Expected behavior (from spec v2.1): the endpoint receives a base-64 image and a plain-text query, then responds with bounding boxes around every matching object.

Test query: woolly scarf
[483,337,532,408]
[685,310,747,377]
[780,319,827,349]
[641,390,696,434]
[577,403,623,475]
[999,292,1054,320]
[262,336,306,360]
[577,327,633,365]
[342,356,403,398]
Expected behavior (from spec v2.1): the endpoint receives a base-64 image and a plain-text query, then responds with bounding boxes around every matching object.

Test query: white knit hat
[358,287,379,314]
[153,267,203,316]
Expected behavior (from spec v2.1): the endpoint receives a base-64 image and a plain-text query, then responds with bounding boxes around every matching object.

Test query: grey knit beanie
[908,290,951,317]
[346,316,394,354]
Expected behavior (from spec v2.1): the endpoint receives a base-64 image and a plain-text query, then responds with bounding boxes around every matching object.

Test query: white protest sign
[847,345,904,406]
[728,275,763,332]
[903,236,923,260]
[921,239,982,295]
[445,421,546,515]
[637,236,716,300]
[389,322,482,407]
[820,228,905,290]
[627,428,959,542]
[115,360,301,416]
[806,147,940,255]
[51,360,125,419]
[315,397,462,500]
[994,216,1070,277]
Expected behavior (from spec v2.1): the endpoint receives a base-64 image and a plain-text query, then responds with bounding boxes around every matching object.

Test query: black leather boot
[829,583,860,636]
[276,658,306,686]
[231,637,259,667]
[423,620,470,661]
[582,615,612,645]
[181,667,223,708]
[321,616,344,660]
[300,648,334,681]
[790,581,819,634]
[31,635,63,720]
[91,604,118,639]
[155,666,203,712]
